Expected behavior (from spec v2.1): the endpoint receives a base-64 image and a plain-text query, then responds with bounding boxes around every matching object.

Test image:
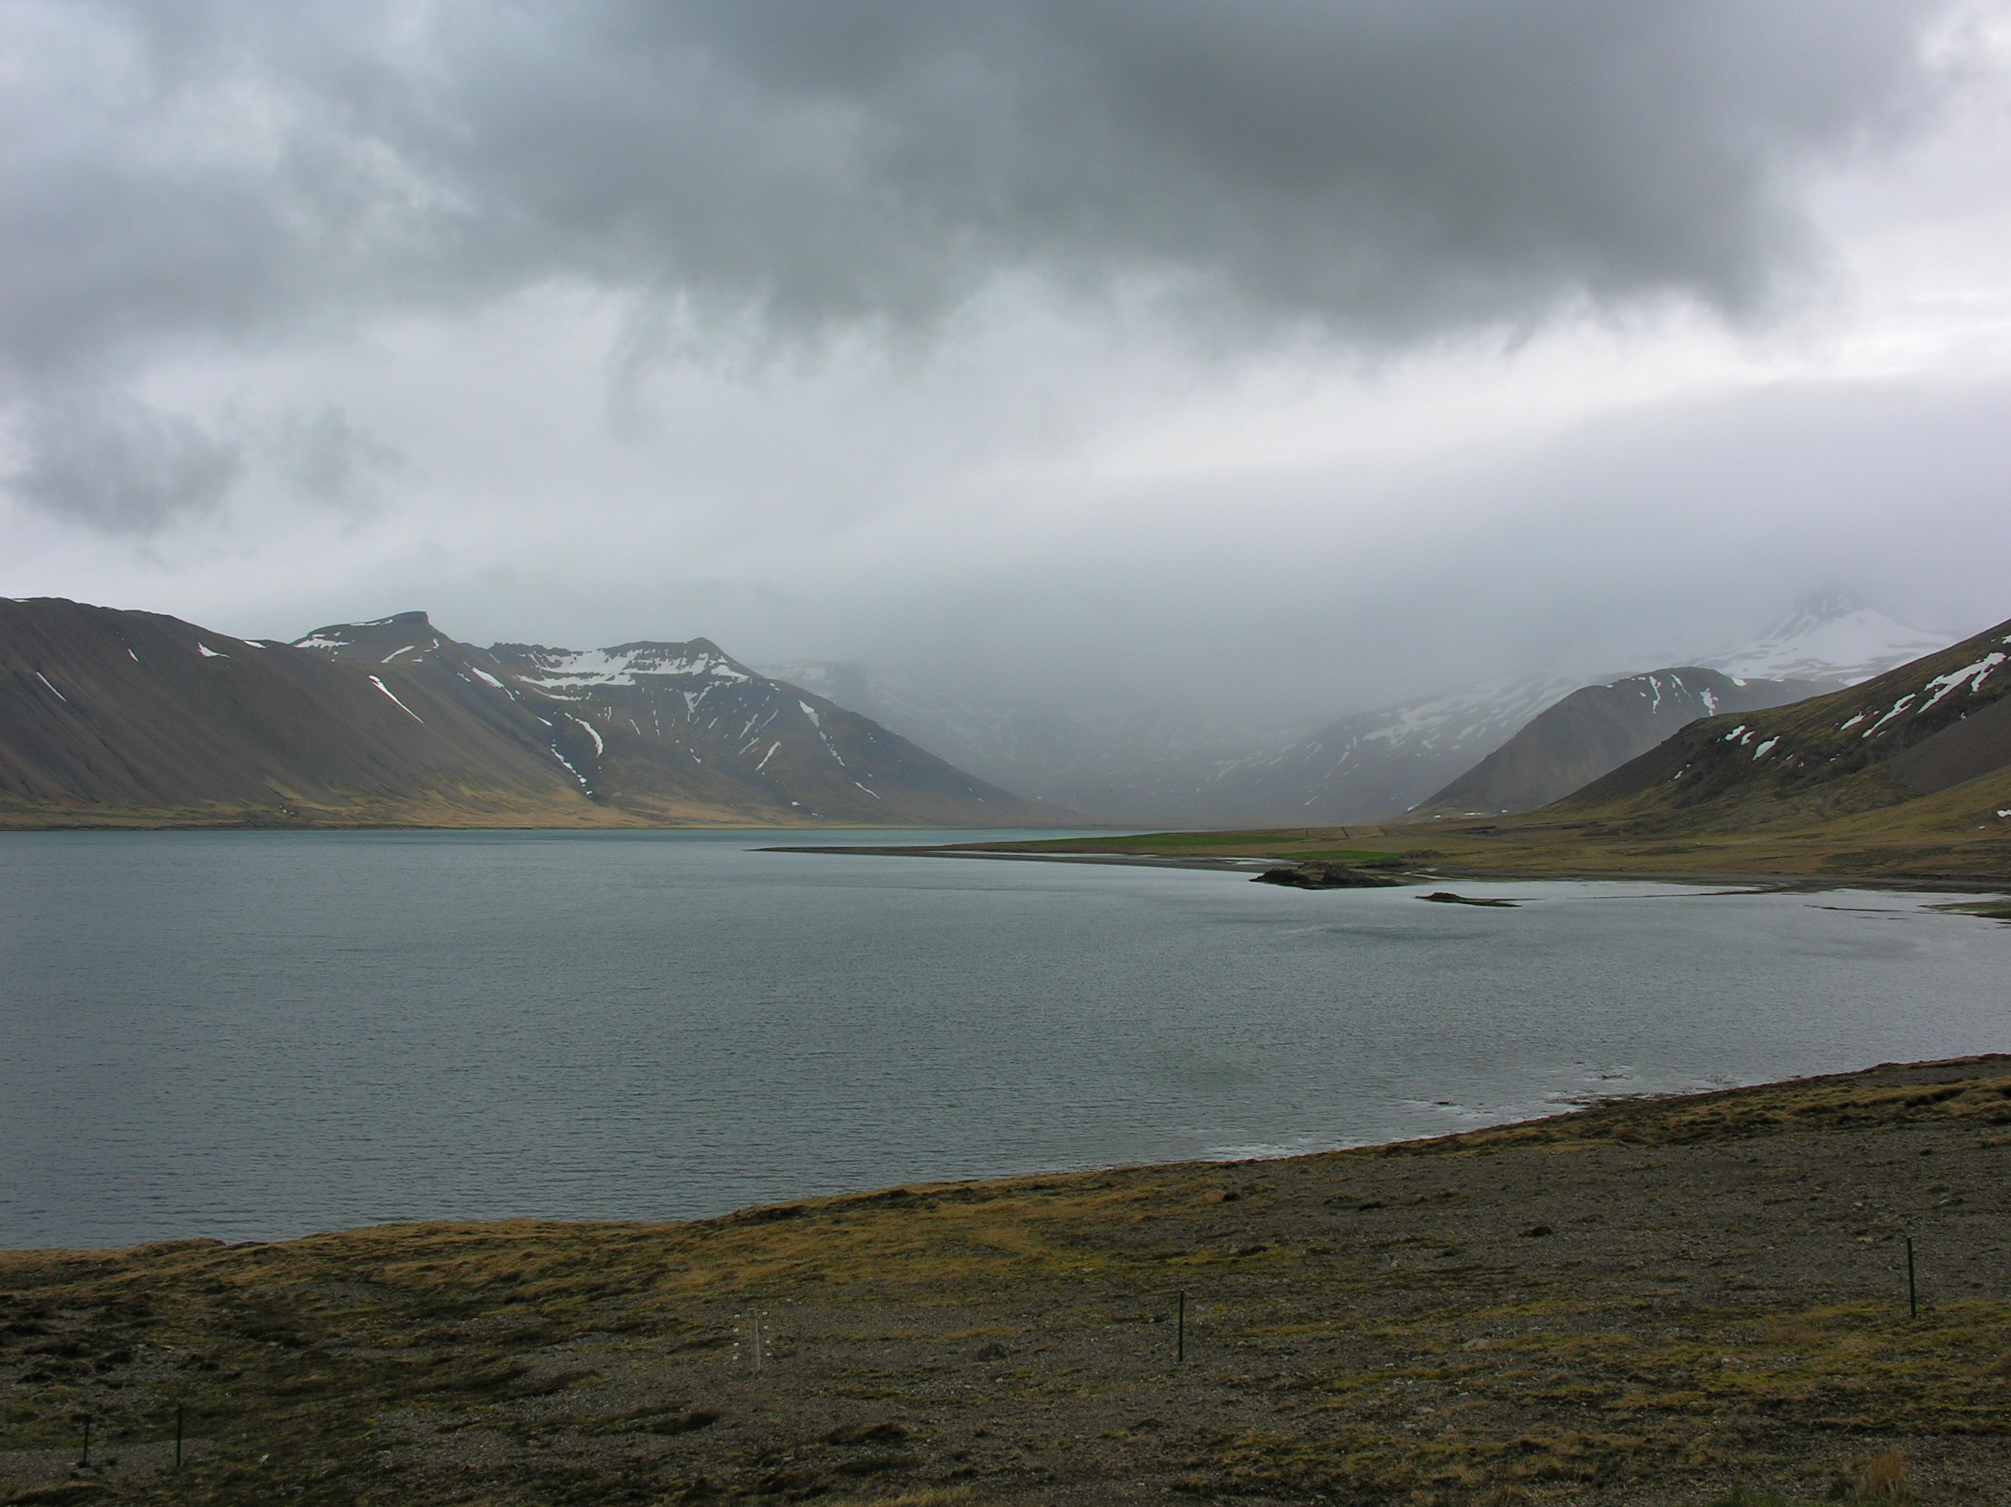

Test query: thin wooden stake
[1177,1290,1185,1363]
[175,1403,184,1470]
[1907,1235,1918,1319]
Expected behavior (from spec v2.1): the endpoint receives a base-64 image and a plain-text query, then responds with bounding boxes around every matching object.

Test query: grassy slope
[976,770,2011,885]
[976,807,2011,883]
[4,1060,2010,1505]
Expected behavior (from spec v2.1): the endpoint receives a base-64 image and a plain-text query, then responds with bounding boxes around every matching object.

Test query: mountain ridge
[0,598,1065,829]
[1415,666,1832,817]
[1557,616,2011,830]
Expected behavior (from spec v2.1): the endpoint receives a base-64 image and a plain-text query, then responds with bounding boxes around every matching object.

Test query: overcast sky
[4,0,2010,720]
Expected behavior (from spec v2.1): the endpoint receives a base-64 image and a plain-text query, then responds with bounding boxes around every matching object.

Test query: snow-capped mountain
[1193,672,1590,827]
[1211,597,1952,824]
[289,615,1058,826]
[1702,589,1949,686]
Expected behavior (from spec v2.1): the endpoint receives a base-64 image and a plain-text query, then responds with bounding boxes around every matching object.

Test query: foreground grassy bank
[4,1060,2010,1506]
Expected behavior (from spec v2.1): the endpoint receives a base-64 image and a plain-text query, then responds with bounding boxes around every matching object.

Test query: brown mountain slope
[1418,666,1830,816]
[0,598,606,826]
[0,598,1066,828]
[480,637,1057,826]
[291,615,1062,825]
[1376,613,2011,878]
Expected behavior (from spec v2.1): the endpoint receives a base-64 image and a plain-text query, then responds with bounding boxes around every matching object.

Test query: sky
[4,0,2010,724]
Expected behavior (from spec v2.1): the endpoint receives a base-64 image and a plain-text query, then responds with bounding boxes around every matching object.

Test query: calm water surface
[2,829,2006,1248]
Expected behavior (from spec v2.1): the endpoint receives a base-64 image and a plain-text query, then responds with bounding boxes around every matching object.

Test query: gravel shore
[4,1057,2008,1505]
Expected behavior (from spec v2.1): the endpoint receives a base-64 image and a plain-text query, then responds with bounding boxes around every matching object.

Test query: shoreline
[4,1056,2009,1504]
[5,1054,2006,1261]
[766,839,2011,898]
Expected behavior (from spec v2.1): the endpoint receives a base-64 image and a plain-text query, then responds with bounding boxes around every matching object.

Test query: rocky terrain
[2,1058,2007,1505]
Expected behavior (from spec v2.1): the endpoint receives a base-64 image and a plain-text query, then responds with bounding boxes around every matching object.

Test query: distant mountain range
[774,592,1955,827]
[0,600,1060,828]
[3,590,1965,833]
[1194,672,1591,828]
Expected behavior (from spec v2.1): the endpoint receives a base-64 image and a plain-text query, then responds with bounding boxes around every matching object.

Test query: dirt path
[5,1058,2009,1505]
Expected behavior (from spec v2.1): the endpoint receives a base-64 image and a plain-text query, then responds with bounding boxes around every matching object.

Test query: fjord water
[2,830,2005,1249]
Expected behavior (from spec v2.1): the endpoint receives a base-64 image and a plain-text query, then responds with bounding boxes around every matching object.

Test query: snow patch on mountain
[1703,590,1947,686]
[507,644,751,694]
[368,675,424,723]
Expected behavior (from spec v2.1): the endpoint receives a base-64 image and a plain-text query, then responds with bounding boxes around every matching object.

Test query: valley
[958,616,2011,886]
[769,594,1955,829]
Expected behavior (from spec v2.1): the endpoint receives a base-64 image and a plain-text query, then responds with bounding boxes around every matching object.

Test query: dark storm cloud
[271,406,404,510]
[6,396,242,532]
[0,0,1961,386]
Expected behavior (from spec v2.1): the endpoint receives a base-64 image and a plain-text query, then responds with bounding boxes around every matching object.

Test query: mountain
[1226,595,1953,828]
[1556,616,2011,836]
[288,614,1064,826]
[1702,589,1950,686]
[770,597,1955,829]
[767,593,1962,829]
[0,599,591,825]
[0,599,1060,828]
[1415,668,1831,817]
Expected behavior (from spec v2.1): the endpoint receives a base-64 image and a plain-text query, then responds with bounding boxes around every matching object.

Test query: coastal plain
[4,1059,2009,1506]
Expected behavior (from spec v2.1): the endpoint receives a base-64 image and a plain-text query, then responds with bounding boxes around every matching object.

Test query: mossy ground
[4,1060,2009,1505]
